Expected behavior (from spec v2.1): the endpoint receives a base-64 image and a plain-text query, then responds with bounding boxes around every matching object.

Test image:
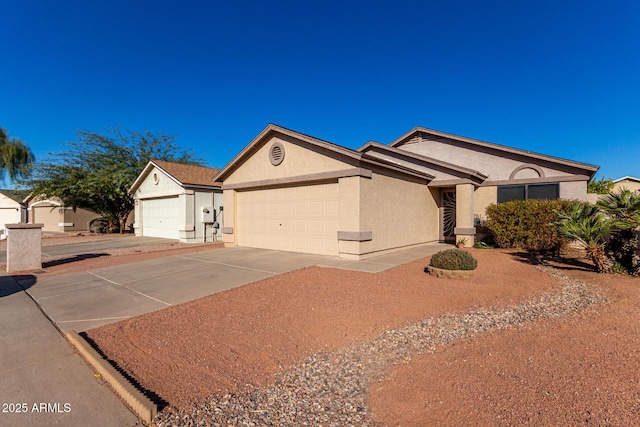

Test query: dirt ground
[80,246,640,425]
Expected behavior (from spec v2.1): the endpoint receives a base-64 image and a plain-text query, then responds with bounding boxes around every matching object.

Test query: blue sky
[1,0,639,186]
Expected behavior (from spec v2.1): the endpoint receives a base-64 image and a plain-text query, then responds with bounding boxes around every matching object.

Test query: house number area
[2,402,71,413]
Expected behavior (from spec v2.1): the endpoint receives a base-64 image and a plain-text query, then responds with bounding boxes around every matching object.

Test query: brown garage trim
[454,227,476,235]
[222,168,372,190]
[338,231,373,241]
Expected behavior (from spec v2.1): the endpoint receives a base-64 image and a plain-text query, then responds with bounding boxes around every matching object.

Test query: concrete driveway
[0,235,177,263]
[17,243,450,333]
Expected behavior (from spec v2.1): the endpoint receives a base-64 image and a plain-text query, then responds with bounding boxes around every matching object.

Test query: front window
[497,183,559,203]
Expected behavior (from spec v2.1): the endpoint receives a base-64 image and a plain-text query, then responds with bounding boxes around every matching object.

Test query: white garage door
[237,183,339,256]
[141,197,180,239]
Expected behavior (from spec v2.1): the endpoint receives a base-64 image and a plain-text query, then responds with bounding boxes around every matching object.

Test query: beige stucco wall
[363,149,461,182]
[357,171,437,256]
[223,135,355,186]
[474,186,497,223]
[62,207,102,231]
[222,189,236,245]
[133,165,185,199]
[613,179,640,193]
[337,175,363,256]
[0,194,22,228]
[398,137,588,183]
[559,180,589,201]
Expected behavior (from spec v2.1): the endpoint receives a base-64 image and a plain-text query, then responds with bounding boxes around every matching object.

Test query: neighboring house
[613,176,640,193]
[130,160,222,242]
[24,194,103,233]
[215,124,598,259]
[0,189,29,228]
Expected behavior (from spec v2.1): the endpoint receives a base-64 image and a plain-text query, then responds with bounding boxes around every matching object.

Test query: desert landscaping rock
[85,248,640,426]
[426,265,474,279]
[152,266,606,426]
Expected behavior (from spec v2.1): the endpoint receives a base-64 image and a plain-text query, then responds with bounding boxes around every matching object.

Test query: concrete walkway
[0,274,139,426]
[0,242,449,425]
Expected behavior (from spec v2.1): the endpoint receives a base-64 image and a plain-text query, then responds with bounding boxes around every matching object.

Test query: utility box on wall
[202,206,214,223]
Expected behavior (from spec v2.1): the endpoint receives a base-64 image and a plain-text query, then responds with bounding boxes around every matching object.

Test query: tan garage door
[32,205,62,232]
[237,183,339,256]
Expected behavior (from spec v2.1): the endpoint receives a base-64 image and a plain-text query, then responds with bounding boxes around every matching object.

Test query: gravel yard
[83,248,640,425]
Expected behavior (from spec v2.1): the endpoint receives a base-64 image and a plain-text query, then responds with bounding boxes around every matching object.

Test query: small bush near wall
[430,249,478,271]
[485,199,575,251]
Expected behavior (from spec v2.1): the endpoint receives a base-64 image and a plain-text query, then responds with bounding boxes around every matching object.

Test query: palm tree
[597,188,640,274]
[0,127,34,180]
[556,203,613,273]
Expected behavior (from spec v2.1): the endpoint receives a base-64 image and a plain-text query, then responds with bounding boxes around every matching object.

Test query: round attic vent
[153,172,159,184]
[269,142,285,166]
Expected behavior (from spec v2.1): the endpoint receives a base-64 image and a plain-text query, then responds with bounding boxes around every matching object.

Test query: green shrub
[473,241,494,249]
[430,249,478,271]
[485,199,575,251]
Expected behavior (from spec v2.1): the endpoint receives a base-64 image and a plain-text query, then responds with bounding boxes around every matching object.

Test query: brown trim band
[338,231,373,241]
[221,227,234,234]
[428,178,475,187]
[482,175,590,186]
[222,168,373,190]
[454,227,476,235]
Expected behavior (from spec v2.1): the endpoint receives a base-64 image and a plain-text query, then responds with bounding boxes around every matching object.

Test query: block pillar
[221,189,236,246]
[6,223,43,272]
[454,183,475,247]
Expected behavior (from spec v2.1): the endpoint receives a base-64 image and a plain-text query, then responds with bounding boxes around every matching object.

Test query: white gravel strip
[153,265,607,427]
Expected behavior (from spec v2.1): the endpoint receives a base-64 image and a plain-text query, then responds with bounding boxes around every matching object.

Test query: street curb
[66,330,157,424]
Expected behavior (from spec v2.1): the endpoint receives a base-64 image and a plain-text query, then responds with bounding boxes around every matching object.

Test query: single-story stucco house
[0,189,28,229]
[613,176,640,193]
[130,160,222,242]
[24,194,103,233]
[214,124,598,259]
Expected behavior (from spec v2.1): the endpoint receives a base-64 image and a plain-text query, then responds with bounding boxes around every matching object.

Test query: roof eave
[214,124,364,182]
[361,141,487,182]
[389,127,599,176]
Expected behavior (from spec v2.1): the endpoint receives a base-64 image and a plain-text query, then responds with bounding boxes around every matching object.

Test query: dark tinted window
[497,183,560,203]
[497,185,525,203]
[527,183,559,200]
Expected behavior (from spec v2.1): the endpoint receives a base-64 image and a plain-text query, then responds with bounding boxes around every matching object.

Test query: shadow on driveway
[43,253,110,268]
[0,274,37,298]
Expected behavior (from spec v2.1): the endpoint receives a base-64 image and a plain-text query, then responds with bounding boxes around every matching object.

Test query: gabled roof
[390,126,599,177]
[613,176,640,183]
[359,141,487,183]
[214,124,434,182]
[0,189,30,204]
[130,160,221,193]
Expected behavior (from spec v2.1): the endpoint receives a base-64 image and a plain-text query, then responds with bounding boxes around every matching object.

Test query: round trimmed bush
[429,249,478,271]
